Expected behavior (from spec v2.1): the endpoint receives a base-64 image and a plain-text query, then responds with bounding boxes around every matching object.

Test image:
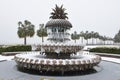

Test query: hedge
[0,45,32,54]
[89,47,120,54]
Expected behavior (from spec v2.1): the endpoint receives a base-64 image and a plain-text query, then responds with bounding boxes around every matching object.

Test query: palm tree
[110,38,114,44]
[106,37,113,45]
[94,32,99,44]
[50,4,68,19]
[114,30,120,43]
[79,31,85,44]
[71,31,80,43]
[103,36,107,45]
[98,35,102,44]
[99,35,107,45]
[37,24,48,42]
[84,31,91,44]
[90,31,94,45]
[17,20,35,45]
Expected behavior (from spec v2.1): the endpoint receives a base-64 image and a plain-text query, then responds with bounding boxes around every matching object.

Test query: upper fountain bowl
[45,19,72,28]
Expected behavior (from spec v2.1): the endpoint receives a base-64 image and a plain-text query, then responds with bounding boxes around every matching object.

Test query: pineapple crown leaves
[49,4,68,19]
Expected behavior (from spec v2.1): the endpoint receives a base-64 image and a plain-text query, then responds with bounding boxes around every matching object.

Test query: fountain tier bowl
[36,42,84,59]
[14,52,101,72]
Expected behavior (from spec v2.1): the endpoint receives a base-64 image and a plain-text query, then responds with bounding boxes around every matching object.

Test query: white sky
[0,0,120,44]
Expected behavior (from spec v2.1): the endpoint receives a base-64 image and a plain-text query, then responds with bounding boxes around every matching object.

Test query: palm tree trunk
[24,37,26,45]
[95,38,97,44]
[104,41,105,45]
[92,38,94,45]
[87,39,88,45]
[42,37,44,42]
[81,37,83,44]
[75,40,76,43]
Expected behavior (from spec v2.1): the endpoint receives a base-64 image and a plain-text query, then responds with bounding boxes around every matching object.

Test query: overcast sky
[0,0,120,44]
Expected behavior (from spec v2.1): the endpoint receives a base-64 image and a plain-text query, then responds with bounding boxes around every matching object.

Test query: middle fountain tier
[38,18,84,59]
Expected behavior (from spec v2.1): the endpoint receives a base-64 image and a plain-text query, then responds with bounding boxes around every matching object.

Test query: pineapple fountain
[14,5,101,75]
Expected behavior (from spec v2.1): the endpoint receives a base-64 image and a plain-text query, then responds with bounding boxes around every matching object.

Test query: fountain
[14,5,101,75]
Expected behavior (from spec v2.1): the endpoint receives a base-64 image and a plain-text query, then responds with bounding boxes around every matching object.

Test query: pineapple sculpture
[43,5,81,59]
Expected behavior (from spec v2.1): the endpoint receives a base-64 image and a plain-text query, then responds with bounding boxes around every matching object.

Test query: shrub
[0,45,31,54]
[89,47,120,54]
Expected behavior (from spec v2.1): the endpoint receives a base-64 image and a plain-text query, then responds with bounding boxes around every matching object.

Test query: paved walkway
[102,57,120,63]
[0,55,14,61]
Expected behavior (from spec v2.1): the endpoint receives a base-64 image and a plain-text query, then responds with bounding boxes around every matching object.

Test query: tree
[90,31,100,45]
[102,36,107,45]
[94,32,99,44]
[71,31,80,43]
[84,31,91,44]
[99,35,107,45]
[90,31,94,44]
[108,37,114,44]
[37,24,48,42]
[49,4,68,19]
[114,30,120,43]
[17,20,35,45]
[79,31,85,44]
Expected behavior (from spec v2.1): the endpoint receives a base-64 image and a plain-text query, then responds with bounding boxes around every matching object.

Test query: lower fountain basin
[14,52,101,72]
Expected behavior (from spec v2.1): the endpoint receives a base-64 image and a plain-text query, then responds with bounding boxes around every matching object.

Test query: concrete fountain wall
[14,52,101,72]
